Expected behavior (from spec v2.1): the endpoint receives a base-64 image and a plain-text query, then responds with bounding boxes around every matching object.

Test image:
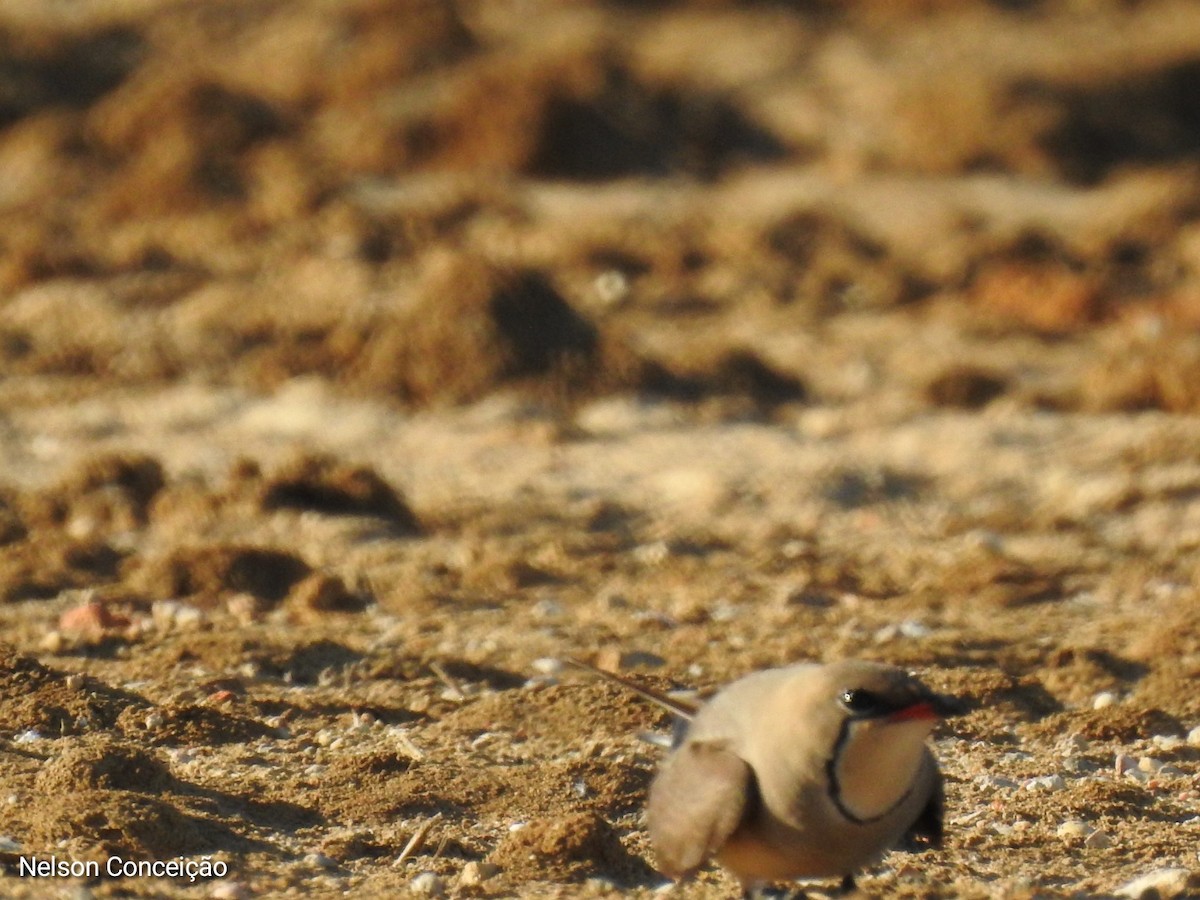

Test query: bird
[567,657,964,898]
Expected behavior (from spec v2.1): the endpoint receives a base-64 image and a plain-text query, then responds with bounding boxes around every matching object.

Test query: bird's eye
[840,688,883,715]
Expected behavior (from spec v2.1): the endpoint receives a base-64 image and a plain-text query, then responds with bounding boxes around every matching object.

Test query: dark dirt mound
[251,453,420,530]
[489,811,655,885]
[129,545,312,606]
[0,651,149,737]
[35,736,175,795]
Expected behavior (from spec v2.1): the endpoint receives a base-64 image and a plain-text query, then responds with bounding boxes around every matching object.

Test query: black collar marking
[824,718,916,827]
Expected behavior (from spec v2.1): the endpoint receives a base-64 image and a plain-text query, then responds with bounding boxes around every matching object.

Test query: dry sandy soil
[3,0,1200,897]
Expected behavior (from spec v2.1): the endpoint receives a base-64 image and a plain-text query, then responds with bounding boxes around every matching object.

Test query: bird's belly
[716,820,858,882]
[716,829,832,881]
[716,799,909,883]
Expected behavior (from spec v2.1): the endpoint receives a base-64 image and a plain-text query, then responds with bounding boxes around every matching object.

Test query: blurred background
[3,0,1200,414]
[5,4,1200,896]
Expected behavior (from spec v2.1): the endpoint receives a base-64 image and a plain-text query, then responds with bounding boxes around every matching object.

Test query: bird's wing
[563,656,700,720]
[646,739,755,879]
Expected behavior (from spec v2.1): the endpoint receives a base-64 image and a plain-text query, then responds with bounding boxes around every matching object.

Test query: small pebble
[305,852,336,870]
[0,836,21,852]
[1187,725,1200,748]
[1153,734,1183,752]
[1115,754,1138,776]
[409,872,445,897]
[1083,828,1113,849]
[1059,734,1090,754]
[64,673,85,691]
[1115,867,1192,898]
[1023,775,1066,792]
[633,541,670,565]
[59,600,114,635]
[1057,821,1089,839]
[1138,757,1164,774]
[1062,756,1097,775]
[898,619,932,638]
[531,599,564,620]
[1093,691,1118,710]
[593,269,629,305]
[209,882,251,900]
[530,658,563,676]
[878,624,931,643]
[39,630,66,653]
[458,861,499,887]
[152,599,205,631]
[976,774,1019,791]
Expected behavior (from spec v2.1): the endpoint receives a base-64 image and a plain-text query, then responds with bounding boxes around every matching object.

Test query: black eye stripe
[840,688,884,715]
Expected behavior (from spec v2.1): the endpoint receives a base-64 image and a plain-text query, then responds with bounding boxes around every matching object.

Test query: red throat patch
[887,701,938,723]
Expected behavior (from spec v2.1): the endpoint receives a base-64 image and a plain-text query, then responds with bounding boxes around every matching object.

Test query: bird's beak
[888,693,968,723]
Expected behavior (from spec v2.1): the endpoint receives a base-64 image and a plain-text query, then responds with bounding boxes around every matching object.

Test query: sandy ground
[3,0,1200,897]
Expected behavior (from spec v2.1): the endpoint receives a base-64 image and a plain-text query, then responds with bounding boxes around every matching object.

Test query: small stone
[1115,867,1192,898]
[152,599,205,631]
[1083,828,1112,849]
[39,630,65,653]
[1092,691,1118,710]
[209,882,251,900]
[976,774,1019,791]
[1153,734,1183,751]
[1187,725,1200,748]
[1057,821,1089,839]
[0,836,21,852]
[873,624,900,643]
[1063,756,1097,775]
[305,852,337,870]
[1022,775,1066,792]
[59,600,128,636]
[898,619,931,638]
[409,872,445,896]
[531,599,564,620]
[632,541,669,565]
[458,861,499,887]
[1115,753,1138,775]
[64,673,85,691]
[531,658,563,676]
[1059,734,1090,755]
[1138,756,1164,774]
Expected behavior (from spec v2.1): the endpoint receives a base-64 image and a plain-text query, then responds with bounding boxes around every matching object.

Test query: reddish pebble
[58,600,129,635]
